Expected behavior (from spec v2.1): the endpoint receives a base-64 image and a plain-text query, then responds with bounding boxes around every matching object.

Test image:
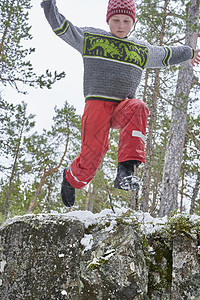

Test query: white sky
[2,0,110,132]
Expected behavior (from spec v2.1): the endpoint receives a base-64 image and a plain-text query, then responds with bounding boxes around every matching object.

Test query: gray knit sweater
[41,0,194,103]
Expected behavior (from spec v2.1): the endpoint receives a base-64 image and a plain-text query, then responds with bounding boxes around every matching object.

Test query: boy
[41,0,200,207]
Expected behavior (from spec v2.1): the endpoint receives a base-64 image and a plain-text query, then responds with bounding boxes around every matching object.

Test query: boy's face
[108,14,134,39]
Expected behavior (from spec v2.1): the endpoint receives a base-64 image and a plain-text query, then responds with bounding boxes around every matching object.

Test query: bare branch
[186,127,200,151]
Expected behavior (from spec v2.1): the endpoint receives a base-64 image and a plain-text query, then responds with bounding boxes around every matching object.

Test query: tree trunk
[190,170,200,214]
[141,0,168,212]
[141,69,160,212]
[85,181,92,210]
[130,165,139,210]
[159,0,199,217]
[180,172,185,213]
[4,118,25,220]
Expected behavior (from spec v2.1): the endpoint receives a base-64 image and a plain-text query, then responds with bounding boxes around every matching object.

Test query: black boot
[61,168,75,207]
[114,160,140,191]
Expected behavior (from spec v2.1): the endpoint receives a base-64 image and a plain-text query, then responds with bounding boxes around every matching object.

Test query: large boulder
[0,209,200,299]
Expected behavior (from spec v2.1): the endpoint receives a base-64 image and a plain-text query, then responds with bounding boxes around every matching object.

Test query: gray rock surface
[0,209,200,299]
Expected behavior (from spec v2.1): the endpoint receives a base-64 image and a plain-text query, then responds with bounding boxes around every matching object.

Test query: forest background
[0,0,200,223]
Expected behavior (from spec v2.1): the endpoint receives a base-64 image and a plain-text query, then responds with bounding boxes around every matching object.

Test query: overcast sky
[2,0,110,132]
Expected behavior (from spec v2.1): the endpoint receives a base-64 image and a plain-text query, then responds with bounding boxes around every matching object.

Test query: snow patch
[65,207,127,229]
[148,246,155,254]
[88,249,116,269]
[130,262,136,272]
[134,211,168,234]
[58,253,65,258]
[0,261,6,273]
[61,290,67,295]
[65,208,169,234]
[81,234,94,252]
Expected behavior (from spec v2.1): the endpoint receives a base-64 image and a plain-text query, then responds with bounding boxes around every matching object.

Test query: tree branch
[186,127,200,151]
[27,131,70,213]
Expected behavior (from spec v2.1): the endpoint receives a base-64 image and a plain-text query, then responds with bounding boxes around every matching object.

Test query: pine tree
[26,101,81,213]
[0,0,65,92]
[0,100,82,219]
[0,99,35,220]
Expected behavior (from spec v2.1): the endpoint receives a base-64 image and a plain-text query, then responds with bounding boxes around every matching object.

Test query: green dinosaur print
[123,43,149,66]
[83,33,149,70]
[87,38,122,59]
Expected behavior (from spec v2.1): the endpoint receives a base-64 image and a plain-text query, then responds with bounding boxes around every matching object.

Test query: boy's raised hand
[190,49,200,66]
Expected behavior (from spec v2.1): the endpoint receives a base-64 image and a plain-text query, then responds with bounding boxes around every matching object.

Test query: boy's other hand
[190,49,200,66]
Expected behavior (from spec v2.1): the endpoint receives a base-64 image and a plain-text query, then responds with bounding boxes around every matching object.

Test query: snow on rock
[2,208,199,242]
[3,207,199,236]
[81,234,94,252]
[64,207,128,229]
[64,208,170,235]
[61,290,67,296]
[58,253,65,258]
[0,261,6,273]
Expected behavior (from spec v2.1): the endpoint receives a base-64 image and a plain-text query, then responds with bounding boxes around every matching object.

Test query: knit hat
[106,0,136,23]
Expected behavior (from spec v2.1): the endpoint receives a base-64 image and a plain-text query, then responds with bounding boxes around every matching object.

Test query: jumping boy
[41,0,200,207]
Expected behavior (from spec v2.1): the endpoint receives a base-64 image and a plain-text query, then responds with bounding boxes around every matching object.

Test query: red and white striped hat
[106,0,136,23]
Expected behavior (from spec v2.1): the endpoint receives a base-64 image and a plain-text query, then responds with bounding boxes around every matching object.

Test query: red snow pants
[65,99,149,189]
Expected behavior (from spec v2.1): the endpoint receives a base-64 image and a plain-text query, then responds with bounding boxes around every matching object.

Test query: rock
[171,236,200,299]
[0,210,200,299]
[147,234,172,299]
[80,222,148,299]
[0,215,85,300]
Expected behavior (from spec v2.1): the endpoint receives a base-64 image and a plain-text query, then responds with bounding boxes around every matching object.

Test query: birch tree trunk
[159,0,199,217]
